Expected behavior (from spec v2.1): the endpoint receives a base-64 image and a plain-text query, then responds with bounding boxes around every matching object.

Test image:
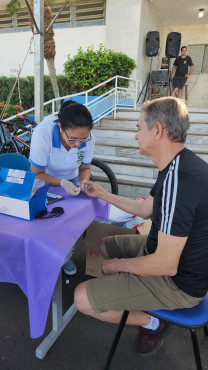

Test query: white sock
[141,316,160,331]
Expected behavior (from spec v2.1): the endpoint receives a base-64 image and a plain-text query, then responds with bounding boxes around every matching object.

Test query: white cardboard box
[85,219,152,277]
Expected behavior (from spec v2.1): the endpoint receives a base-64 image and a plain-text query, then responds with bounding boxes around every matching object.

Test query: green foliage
[0,102,24,119]
[46,0,55,6]
[0,76,34,109]
[0,75,71,112]
[63,44,136,95]
[6,0,55,16]
[0,45,136,112]
[0,102,30,128]
[6,0,22,16]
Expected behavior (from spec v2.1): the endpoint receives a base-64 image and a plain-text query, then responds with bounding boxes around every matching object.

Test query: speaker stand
[137,57,162,103]
[137,73,150,104]
[168,57,174,96]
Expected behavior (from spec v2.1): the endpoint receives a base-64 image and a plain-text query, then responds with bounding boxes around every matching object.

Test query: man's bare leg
[74,237,151,325]
[99,237,110,259]
[171,87,178,97]
[178,88,183,99]
[74,281,151,326]
[74,238,171,356]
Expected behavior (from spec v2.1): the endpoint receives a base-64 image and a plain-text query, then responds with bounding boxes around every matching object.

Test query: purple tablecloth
[0,189,109,338]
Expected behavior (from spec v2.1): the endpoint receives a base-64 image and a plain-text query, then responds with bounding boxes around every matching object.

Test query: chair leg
[189,328,203,370]
[203,325,208,338]
[104,310,129,370]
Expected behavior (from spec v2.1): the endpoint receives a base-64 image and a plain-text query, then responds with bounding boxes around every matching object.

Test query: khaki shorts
[86,234,202,314]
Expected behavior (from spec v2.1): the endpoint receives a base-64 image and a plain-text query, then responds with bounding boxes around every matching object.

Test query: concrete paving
[1,237,208,370]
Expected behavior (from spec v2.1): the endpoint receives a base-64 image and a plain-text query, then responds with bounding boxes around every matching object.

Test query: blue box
[0,168,50,220]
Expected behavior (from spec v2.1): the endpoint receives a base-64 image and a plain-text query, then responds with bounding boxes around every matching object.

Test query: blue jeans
[69,175,79,253]
[70,176,79,187]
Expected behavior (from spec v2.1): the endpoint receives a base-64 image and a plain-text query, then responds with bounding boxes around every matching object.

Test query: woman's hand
[61,179,81,196]
[83,180,107,198]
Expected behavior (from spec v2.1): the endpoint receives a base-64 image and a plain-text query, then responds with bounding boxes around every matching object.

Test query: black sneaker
[136,320,171,356]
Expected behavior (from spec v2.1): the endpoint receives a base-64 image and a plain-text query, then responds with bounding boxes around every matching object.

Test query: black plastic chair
[104,292,208,370]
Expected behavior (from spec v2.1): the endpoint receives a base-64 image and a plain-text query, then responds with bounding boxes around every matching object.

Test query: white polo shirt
[29,116,95,180]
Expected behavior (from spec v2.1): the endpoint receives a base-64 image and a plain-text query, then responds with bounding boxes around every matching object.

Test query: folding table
[0,189,109,359]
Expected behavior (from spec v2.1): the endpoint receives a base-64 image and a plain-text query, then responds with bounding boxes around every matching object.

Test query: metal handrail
[3,75,142,124]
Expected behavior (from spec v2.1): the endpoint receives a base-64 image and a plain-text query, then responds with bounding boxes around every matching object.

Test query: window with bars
[0,0,105,31]
[187,44,208,74]
[51,2,71,25]
[76,1,105,24]
[0,9,13,29]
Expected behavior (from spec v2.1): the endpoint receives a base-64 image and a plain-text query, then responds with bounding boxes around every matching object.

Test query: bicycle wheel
[0,138,19,154]
[90,158,118,195]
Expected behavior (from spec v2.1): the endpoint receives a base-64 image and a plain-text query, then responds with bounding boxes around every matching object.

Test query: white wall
[136,0,163,86]
[105,0,141,79]
[0,32,34,77]
[54,25,106,75]
[1,1,207,107]
[1,0,142,79]
[162,24,208,52]
[162,25,208,107]
[0,25,106,77]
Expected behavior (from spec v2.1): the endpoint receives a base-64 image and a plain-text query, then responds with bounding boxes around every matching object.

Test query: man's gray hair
[141,97,190,143]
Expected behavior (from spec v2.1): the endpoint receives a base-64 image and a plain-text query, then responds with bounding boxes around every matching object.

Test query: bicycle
[0,117,35,157]
[0,117,118,195]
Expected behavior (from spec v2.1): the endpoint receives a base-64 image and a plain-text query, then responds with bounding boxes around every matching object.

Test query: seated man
[74,97,208,356]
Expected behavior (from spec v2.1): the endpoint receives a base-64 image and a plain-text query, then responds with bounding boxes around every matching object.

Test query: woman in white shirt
[29,100,95,275]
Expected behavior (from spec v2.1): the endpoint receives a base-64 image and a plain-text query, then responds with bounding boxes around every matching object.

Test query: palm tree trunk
[28,0,60,100]
[7,0,60,101]
[46,58,59,99]
[43,1,60,101]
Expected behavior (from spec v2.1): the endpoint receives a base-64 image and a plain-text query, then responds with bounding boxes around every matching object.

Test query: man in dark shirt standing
[74,97,208,357]
[171,46,194,98]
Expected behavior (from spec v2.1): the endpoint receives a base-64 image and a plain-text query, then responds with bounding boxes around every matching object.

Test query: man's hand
[101,258,120,275]
[83,180,108,199]
[61,179,81,196]
[78,180,87,192]
[185,73,191,77]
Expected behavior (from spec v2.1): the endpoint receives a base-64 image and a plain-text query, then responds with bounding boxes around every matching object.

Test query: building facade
[0,0,207,106]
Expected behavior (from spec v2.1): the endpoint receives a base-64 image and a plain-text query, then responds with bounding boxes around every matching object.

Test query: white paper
[109,205,146,224]
[109,205,133,221]
[6,169,26,184]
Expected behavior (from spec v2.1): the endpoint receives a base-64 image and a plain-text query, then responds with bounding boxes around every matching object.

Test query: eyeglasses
[64,130,91,144]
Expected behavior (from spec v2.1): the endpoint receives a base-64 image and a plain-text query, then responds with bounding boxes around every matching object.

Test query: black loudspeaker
[146,31,160,57]
[165,32,181,58]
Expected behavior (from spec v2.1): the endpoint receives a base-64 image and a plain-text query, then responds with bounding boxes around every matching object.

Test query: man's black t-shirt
[174,55,193,77]
[147,148,208,298]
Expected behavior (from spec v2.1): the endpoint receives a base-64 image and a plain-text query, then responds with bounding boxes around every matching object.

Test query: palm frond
[46,0,55,6]
[6,0,22,16]
[6,0,56,16]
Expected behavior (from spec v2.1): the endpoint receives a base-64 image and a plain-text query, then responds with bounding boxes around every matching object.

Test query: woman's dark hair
[56,100,93,130]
